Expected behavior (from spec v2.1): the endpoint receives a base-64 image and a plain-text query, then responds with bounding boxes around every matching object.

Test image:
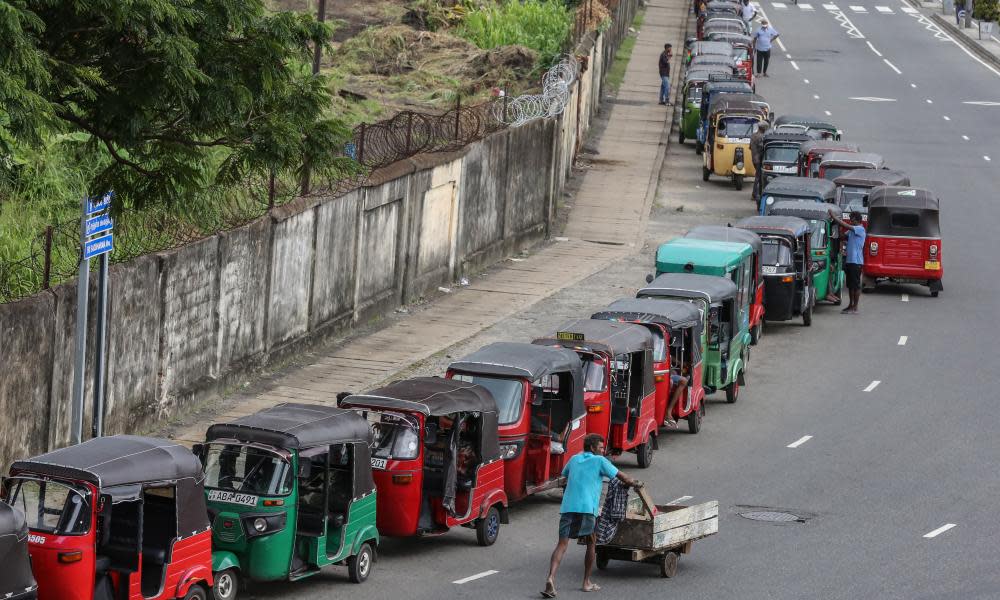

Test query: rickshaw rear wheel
[687,405,702,434]
[931,290,939,297]
[636,439,655,468]
[802,306,813,327]
[349,542,374,583]
[733,174,744,190]
[702,167,710,181]
[184,584,209,600]
[596,550,610,570]
[659,552,679,578]
[212,569,239,600]
[476,506,502,546]
[725,381,739,404]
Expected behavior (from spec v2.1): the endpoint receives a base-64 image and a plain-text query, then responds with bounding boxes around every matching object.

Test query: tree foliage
[0,0,351,210]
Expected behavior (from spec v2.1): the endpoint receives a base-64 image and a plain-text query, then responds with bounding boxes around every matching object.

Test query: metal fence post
[455,96,462,141]
[405,112,413,156]
[71,197,90,445]
[42,225,53,290]
[268,170,276,210]
[358,123,366,166]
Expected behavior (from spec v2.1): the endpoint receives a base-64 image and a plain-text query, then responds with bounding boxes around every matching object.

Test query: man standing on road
[750,120,770,201]
[829,208,866,314]
[742,0,757,25]
[659,43,673,105]
[753,19,780,76]
[543,434,640,597]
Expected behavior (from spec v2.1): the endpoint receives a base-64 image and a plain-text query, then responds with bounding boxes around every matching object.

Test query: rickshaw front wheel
[702,167,711,181]
[476,506,502,546]
[212,569,239,600]
[184,584,209,600]
[725,381,739,404]
[687,405,703,434]
[733,174,744,190]
[931,291,939,297]
[349,542,374,583]
[636,440,655,468]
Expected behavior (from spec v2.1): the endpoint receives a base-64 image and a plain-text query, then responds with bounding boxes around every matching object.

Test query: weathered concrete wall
[0,0,638,467]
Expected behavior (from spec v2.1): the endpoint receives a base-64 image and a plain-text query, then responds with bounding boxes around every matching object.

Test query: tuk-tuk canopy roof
[709,93,769,116]
[736,215,811,239]
[867,187,941,236]
[534,319,653,356]
[763,131,814,145]
[833,168,910,188]
[868,186,940,210]
[774,115,840,132]
[799,140,860,156]
[689,55,735,68]
[704,80,753,95]
[706,0,742,9]
[449,342,583,382]
[10,435,203,489]
[767,200,834,222]
[763,176,837,200]
[342,377,497,417]
[685,66,734,84]
[638,273,739,304]
[703,19,747,33]
[656,238,753,274]
[592,298,703,331]
[706,31,753,45]
[206,403,373,450]
[820,151,884,167]
[684,225,763,254]
[690,41,735,57]
[0,503,36,597]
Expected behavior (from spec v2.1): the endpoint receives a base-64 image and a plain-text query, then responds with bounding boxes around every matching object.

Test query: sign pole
[92,252,109,438]
[71,196,90,445]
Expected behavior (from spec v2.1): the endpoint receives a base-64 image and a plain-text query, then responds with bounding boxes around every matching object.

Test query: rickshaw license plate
[207,490,259,506]
[371,457,388,470]
[924,261,941,270]
[762,266,778,274]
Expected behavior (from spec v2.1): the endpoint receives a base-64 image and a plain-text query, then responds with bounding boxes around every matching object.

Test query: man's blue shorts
[559,512,596,539]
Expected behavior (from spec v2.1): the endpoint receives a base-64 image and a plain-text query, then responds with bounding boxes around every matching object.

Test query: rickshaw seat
[142,547,167,566]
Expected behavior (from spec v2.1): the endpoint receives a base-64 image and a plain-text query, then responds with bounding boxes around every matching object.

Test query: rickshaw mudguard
[351,525,380,555]
[173,563,213,598]
[212,550,241,574]
[479,489,509,522]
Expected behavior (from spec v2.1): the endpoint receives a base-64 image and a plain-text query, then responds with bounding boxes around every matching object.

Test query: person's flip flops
[582,584,602,592]
[541,581,557,598]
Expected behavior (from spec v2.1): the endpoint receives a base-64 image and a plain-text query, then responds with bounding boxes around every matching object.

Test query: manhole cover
[738,511,805,523]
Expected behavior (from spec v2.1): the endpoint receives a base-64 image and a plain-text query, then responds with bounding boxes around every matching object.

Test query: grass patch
[606,8,646,92]
[456,0,573,68]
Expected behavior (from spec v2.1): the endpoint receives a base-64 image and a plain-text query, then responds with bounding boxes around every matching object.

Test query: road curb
[908,0,1000,71]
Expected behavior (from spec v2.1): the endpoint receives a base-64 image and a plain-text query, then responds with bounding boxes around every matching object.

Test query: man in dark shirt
[658,43,672,105]
[750,121,769,201]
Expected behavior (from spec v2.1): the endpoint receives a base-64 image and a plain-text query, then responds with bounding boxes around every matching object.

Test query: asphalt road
[243,4,1000,598]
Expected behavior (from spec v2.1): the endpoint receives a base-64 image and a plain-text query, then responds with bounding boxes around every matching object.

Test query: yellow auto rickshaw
[702,93,770,190]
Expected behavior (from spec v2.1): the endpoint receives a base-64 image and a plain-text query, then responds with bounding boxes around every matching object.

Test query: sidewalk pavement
[173,0,692,444]
[911,0,1000,67]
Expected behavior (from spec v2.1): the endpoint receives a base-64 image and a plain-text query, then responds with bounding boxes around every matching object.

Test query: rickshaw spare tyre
[702,167,711,181]
[687,404,703,434]
[184,585,209,600]
[212,569,239,600]
[596,549,610,570]
[802,306,813,327]
[348,542,374,583]
[733,174,744,190]
[660,552,679,578]
[476,506,501,546]
[725,380,739,404]
[636,440,654,468]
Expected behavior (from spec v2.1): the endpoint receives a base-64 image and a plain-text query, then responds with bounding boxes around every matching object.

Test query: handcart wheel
[596,550,610,570]
[659,552,679,578]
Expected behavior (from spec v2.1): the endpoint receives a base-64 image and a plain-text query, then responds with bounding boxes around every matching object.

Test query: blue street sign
[85,214,113,237]
[87,192,113,215]
[84,233,114,260]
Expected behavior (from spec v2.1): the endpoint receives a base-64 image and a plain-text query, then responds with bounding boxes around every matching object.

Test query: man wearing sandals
[543,434,640,597]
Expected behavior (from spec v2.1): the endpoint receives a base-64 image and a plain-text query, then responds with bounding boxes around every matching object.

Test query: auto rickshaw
[198,403,379,597]
[0,503,37,600]
[697,1,741,38]
[679,67,734,144]
[773,115,842,140]
[798,140,861,177]
[703,18,751,37]
[760,132,814,188]
[759,175,836,215]
[704,32,754,84]
[533,320,659,467]
[863,187,943,296]
[445,343,586,503]
[687,40,734,63]
[637,273,748,403]
[818,151,885,180]
[735,216,818,326]
[591,298,706,433]
[688,55,736,74]
[4,436,214,600]
[697,80,754,152]
[703,94,769,190]
[339,378,508,545]
[683,225,765,344]
[833,168,911,224]
[766,200,845,305]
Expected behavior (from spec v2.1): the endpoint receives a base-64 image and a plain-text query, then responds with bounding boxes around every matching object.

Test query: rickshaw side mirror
[298,460,312,480]
[645,273,654,284]
[531,385,545,406]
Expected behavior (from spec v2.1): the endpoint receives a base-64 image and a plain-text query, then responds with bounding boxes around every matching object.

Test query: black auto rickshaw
[833,168,911,224]
[0,502,37,600]
[760,132,814,188]
[773,115,842,140]
[735,216,818,326]
[759,176,836,215]
[765,200,845,305]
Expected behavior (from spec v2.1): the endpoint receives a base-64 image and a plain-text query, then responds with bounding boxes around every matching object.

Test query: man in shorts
[543,434,639,597]
[830,208,866,314]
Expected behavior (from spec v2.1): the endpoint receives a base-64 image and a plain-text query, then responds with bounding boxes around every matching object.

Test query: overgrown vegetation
[974,0,1000,22]
[457,0,574,68]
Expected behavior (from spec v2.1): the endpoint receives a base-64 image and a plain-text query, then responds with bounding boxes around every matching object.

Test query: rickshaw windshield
[581,355,607,392]
[718,117,756,139]
[452,374,523,425]
[369,411,421,460]
[765,145,798,162]
[839,185,870,212]
[808,220,827,248]
[761,240,793,266]
[6,478,90,535]
[687,87,702,103]
[204,444,293,496]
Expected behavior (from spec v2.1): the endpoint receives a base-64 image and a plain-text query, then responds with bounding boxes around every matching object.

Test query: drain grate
[738,510,806,523]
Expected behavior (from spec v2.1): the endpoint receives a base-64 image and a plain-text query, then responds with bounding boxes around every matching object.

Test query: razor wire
[492,55,581,127]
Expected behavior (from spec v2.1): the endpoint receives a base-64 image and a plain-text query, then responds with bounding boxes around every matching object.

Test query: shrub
[974,0,1000,22]
[457,0,573,67]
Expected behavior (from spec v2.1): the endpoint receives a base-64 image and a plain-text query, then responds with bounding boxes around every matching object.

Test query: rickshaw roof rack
[685,66,737,82]
[768,200,834,221]
[774,115,839,130]
[639,273,739,303]
[820,151,884,165]
[764,176,837,196]
[344,377,498,417]
[689,56,736,66]
[832,168,910,187]
[535,319,653,356]
[735,215,812,238]
[690,41,735,54]
[706,32,752,43]
[708,94,769,115]
[799,140,860,154]
[684,225,763,253]
[10,435,203,488]
[763,131,815,143]
[868,186,940,210]
[449,342,583,382]
[592,298,702,331]
[704,75,751,86]
[206,403,372,449]
[706,0,742,7]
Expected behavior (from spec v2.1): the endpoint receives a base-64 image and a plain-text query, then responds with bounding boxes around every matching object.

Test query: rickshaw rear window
[765,146,798,163]
[7,478,90,535]
[582,356,607,392]
[203,445,293,496]
[890,212,920,228]
[822,166,856,180]
[839,185,870,212]
[761,241,793,265]
[718,117,756,138]
[452,374,524,425]
[369,411,421,461]
[808,220,827,249]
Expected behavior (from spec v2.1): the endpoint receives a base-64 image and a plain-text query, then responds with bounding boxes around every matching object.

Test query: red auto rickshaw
[446,342,586,503]
[340,377,508,546]
[4,436,214,600]
[533,320,659,468]
[862,187,943,297]
[591,299,707,434]
[798,140,860,178]
[684,225,765,345]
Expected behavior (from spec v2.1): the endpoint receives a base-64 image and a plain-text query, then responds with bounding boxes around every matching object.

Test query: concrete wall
[0,0,638,468]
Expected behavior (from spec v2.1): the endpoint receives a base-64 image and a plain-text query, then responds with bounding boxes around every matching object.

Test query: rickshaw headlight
[765,196,774,206]
[253,518,268,533]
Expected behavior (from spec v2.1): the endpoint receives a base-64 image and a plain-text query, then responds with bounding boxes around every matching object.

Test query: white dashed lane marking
[800,2,815,9]
[772,1,787,7]
[864,380,881,392]
[898,336,908,346]
[985,155,992,161]
[901,5,918,12]
[453,571,499,585]
[791,61,800,70]
[823,2,839,8]
[926,98,934,103]
[824,110,832,115]
[962,135,970,140]
[943,115,950,120]
[876,5,894,12]
[668,495,693,504]
[804,78,810,83]
[850,5,867,12]
[911,83,918,88]
[923,524,956,539]
[787,435,814,448]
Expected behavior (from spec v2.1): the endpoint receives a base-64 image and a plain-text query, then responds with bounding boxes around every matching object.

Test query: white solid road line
[883,59,903,74]
[668,495,694,504]
[864,380,881,392]
[776,37,787,52]
[850,96,897,101]
[866,41,883,56]
[791,60,800,70]
[901,293,910,301]
[453,570,499,585]
[963,100,1000,105]
[787,435,814,448]
[898,336,908,345]
[923,523,957,539]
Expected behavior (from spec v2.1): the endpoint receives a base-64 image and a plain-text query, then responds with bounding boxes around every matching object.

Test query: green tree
[974,0,1000,22]
[0,0,352,210]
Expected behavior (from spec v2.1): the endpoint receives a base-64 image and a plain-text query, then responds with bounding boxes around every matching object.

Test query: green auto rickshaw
[638,273,749,403]
[680,66,733,145]
[198,403,379,599]
[766,200,845,305]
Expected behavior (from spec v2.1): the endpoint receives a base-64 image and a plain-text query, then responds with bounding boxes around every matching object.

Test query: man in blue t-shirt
[542,434,639,597]
[830,208,867,314]
[753,19,780,76]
